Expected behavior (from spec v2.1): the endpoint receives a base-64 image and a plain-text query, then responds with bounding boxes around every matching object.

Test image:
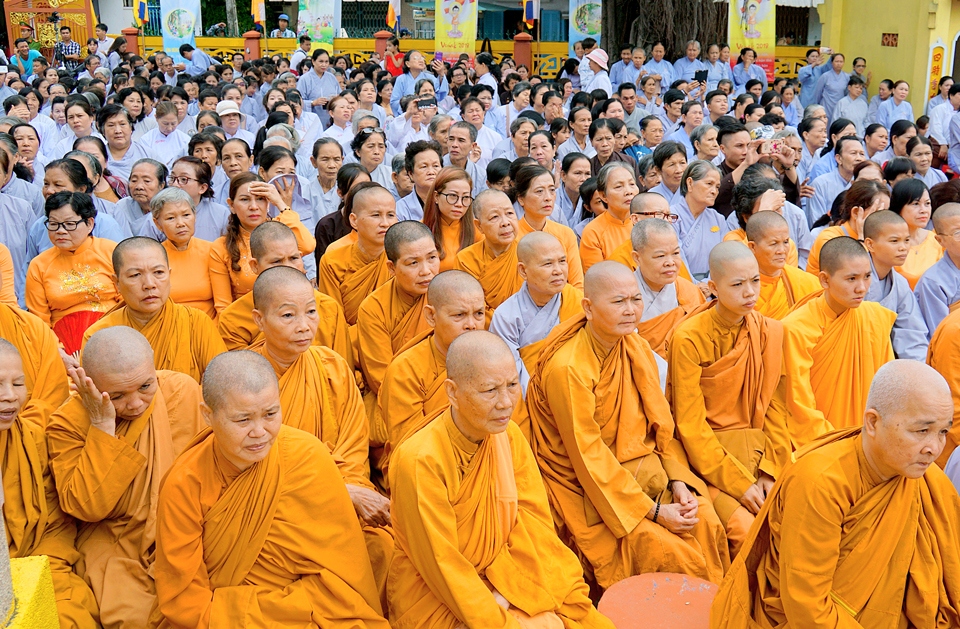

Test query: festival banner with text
[569,0,601,57]
[298,0,338,51]
[435,0,478,65]
[159,0,198,64]
[728,0,776,81]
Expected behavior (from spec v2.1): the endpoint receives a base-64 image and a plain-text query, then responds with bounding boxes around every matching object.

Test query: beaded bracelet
[653,500,661,524]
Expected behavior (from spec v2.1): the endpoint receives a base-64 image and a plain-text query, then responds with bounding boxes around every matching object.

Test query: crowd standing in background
[1,24,960,627]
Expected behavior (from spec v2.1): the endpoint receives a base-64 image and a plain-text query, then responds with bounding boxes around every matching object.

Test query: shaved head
[351,185,395,217]
[708,241,756,280]
[517,231,563,264]
[584,260,638,299]
[446,331,515,384]
[250,221,297,261]
[819,236,870,276]
[82,326,154,382]
[0,339,20,360]
[384,220,434,263]
[863,210,908,241]
[427,270,483,309]
[933,202,960,233]
[472,189,512,220]
[631,218,676,252]
[629,192,670,216]
[112,236,168,275]
[744,210,789,243]
[867,360,951,420]
[201,350,279,412]
[252,265,313,311]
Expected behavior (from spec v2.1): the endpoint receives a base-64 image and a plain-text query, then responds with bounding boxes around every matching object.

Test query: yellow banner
[435,0,478,64]
[729,0,776,82]
[929,43,946,99]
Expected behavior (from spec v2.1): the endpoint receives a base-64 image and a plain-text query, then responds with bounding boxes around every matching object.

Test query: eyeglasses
[635,211,679,223]
[45,219,85,231]
[358,127,385,136]
[439,192,473,206]
[167,175,198,186]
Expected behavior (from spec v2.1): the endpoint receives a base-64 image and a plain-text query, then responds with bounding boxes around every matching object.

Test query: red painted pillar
[514,33,533,71]
[374,30,394,58]
[121,27,140,56]
[243,31,262,61]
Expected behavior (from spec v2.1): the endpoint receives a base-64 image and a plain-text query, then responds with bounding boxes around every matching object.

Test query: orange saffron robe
[1,416,100,628]
[927,307,960,467]
[455,239,523,325]
[516,218,584,289]
[782,294,896,448]
[579,210,633,273]
[47,371,205,629]
[318,234,393,326]
[636,275,705,359]
[724,228,799,267]
[608,238,694,282]
[162,238,216,318]
[216,288,354,367]
[388,410,615,629]
[209,211,317,315]
[25,236,119,328]
[526,315,730,588]
[82,299,227,383]
[151,426,389,629]
[667,305,790,550]
[710,429,960,629]
[0,303,70,428]
[0,242,16,306]
[437,216,478,273]
[805,224,848,277]
[896,231,943,290]
[755,267,822,320]
[357,277,431,446]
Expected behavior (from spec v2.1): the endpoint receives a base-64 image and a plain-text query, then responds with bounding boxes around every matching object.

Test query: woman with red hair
[422,166,478,271]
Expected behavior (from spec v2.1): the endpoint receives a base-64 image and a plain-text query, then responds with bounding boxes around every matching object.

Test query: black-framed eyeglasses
[168,175,199,186]
[439,192,473,206]
[45,219,86,232]
[635,211,679,223]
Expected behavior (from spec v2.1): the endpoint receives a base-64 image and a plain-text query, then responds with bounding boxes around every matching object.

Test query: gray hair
[451,120,478,143]
[275,72,297,85]
[150,186,195,219]
[689,124,715,148]
[803,104,826,119]
[510,116,538,136]
[596,161,637,193]
[66,150,103,177]
[685,40,701,50]
[678,159,721,196]
[631,217,677,251]
[263,136,292,151]
[391,153,407,175]
[266,123,299,152]
[512,80,532,98]
[773,128,800,140]
[0,132,17,153]
[428,114,453,138]
[351,112,380,134]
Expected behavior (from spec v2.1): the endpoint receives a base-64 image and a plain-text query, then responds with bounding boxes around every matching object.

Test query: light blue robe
[915,253,960,338]
[139,197,229,243]
[672,196,729,280]
[865,258,928,360]
[808,169,851,227]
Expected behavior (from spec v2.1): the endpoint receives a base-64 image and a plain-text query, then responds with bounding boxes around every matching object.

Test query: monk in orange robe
[318,183,396,327]
[357,221,440,448]
[711,360,960,628]
[607,193,693,281]
[380,270,485,480]
[579,164,637,272]
[47,326,205,628]
[927,307,960,466]
[0,274,69,428]
[0,341,100,628]
[455,190,523,325]
[745,212,821,320]
[82,237,226,383]
[527,261,729,589]
[516,188,584,290]
[150,351,389,628]
[724,179,800,267]
[248,266,394,596]
[783,236,896,448]
[217,222,352,366]
[668,242,790,558]
[388,331,615,628]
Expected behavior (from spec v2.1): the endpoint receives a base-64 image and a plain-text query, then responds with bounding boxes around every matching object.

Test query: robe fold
[162,238,216,318]
[82,299,227,383]
[634,274,704,358]
[927,308,960,467]
[1,417,100,628]
[151,426,389,629]
[387,410,615,629]
[782,294,896,448]
[0,242,16,305]
[217,288,353,367]
[0,303,70,428]
[318,236,393,326]
[579,211,633,273]
[667,305,790,553]
[47,370,205,628]
[710,429,960,629]
[755,267,822,320]
[526,314,729,589]
[357,277,431,446]
[455,239,524,325]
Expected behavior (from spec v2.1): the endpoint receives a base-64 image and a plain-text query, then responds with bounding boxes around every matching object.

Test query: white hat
[216,101,241,117]
[585,49,609,71]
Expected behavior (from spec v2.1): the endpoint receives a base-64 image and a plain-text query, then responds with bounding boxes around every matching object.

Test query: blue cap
[279,13,289,20]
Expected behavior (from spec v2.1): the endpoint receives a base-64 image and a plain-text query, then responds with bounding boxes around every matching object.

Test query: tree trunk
[225,0,240,37]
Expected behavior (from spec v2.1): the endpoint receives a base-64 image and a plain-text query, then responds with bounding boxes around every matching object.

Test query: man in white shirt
[929,83,960,165]
[290,35,312,71]
[95,23,114,54]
